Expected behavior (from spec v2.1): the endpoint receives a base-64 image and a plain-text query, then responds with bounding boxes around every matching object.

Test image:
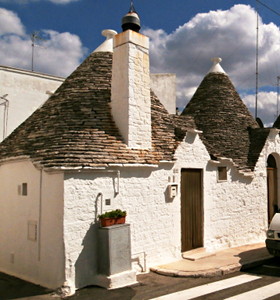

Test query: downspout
[38,168,43,261]
[116,170,120,195]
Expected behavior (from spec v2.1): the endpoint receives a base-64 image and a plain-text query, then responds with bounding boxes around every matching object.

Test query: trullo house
[0,5,279,295]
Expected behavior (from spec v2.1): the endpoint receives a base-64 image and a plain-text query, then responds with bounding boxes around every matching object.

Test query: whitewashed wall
[64,166,180,290]
[175,132,270,252]
[63,131,275,290]
[150,74,176,114]
[0,66,64,140]
[111,31,151,149]
[5,129,272,292]
[202,163,267,251]
[0,159,65,289]
[62,132,209,290]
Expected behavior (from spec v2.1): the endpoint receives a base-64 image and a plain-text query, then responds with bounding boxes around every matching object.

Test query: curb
[150,256,273,278]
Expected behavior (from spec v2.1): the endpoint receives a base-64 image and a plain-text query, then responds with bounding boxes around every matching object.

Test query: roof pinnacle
[122,0,141,32]
[129,0,136,13]
[208,57,226,74]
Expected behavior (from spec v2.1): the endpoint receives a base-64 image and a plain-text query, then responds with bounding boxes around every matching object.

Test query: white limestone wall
[202,163,267,251]
[63,165,182,290]
[111,30,151,149]
[0,66,64,140]
[63,131,276,290]
[62,133,209,290]
[175,132,268,252]
[0,159,65,289]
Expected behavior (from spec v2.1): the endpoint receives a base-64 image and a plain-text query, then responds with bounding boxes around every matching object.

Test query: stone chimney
[111,9,151,149]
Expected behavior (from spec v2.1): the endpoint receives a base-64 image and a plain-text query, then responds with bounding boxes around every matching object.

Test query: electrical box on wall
[168,183,178,198]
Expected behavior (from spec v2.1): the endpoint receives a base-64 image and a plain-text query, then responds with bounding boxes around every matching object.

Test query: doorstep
[150,243,273,278]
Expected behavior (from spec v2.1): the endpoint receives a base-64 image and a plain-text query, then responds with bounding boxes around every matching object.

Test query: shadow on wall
[164,186,176,203]
[75,222,99,289]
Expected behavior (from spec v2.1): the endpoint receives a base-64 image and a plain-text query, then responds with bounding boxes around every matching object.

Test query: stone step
[182,247,216,261]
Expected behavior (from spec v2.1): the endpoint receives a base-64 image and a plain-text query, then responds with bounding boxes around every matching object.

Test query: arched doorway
[267,154,278,223]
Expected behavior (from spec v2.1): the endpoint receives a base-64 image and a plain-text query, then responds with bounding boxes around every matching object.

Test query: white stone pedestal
[97,224,137,289]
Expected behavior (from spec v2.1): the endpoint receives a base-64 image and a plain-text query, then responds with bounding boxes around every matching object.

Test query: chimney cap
[102,29,118,40]
[93,29,117,53]
[122,1,141,32]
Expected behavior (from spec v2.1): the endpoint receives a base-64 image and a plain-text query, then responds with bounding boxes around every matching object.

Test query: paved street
[1,258,280,299]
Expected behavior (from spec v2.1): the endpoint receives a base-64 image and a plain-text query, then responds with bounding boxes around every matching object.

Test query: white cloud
[0,8,25,35]
[0,8,86,77]
[144,4,280,125]
[242,92,278,126]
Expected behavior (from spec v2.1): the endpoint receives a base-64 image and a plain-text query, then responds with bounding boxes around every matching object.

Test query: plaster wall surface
[174,132,268,252]
[63,131,275,290]
[111,30,151,149]
[63,133,209,289]
[202,163,267,251]
[0,66,64,140]
[63,166,179,290]
[0,159,65,289]
[150,74,176,114]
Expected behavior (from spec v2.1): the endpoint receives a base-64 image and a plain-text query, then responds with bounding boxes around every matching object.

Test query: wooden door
[181,169,203,252]
[267,167,278,223]
[267,154,278,224]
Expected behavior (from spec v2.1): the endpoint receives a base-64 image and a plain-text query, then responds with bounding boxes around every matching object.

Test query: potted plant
[98,209,127,227]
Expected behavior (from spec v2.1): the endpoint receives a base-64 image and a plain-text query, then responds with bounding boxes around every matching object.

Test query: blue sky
[0,0,280,125]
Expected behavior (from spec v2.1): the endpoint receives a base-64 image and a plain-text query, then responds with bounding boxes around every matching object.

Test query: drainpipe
[0,94,9,140]
[38,168,43,261]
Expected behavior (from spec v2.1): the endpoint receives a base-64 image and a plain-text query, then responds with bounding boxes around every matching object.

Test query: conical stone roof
[0,51,195,169]
[181,64,266,171]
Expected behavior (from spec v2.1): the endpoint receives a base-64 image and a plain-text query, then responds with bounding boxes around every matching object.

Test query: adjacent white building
[0,65,64,141]
[0,6,279,296]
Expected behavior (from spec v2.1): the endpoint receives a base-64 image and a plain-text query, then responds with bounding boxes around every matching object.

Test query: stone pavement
[0,243,272,299]
[150,243,272,278]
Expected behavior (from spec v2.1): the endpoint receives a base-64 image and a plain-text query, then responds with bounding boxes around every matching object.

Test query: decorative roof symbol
[129,0,136,13]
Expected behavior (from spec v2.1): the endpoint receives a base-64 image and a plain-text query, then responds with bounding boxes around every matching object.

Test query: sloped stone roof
[0,52,194,169]
[0,50,268,172]
[181,71,266,171]
[248,128,270,169]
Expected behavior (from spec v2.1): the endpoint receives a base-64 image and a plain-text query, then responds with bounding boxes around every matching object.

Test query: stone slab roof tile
[0,52,196,169]
[181,72,262,171]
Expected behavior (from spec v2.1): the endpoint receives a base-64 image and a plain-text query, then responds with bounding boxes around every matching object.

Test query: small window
[218,167,227,181]
[22,183,28,196]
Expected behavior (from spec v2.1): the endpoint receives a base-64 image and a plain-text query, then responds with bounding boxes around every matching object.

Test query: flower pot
[100,216,126,227]
[115,216,126,225]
